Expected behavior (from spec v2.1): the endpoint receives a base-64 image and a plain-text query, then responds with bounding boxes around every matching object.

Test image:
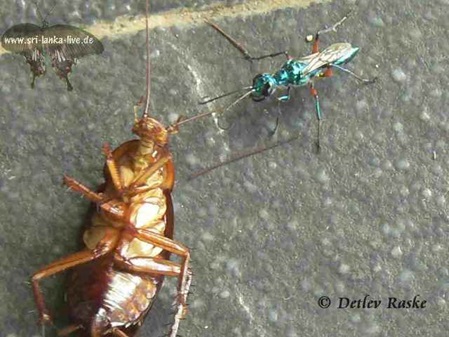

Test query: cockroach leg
[57,324,83,336]
[171,268,193,335]
[114,250,192,337]
[31,244,116,325]
[114,255,182,277]
[63,175,103,203]
[133,229,191,320]
[111,328,130,337]
[131,152,171,188]
[103,143,124,192]
[117,228,191,318]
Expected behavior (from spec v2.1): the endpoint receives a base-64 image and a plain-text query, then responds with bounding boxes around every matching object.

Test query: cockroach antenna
[143,0,151,118]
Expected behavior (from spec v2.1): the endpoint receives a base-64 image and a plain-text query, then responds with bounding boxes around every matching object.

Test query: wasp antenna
[200,86,252,104]
[142,0,151,118]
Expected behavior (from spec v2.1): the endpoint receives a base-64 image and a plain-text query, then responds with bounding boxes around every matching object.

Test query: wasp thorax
[251,73,277,101]
[132,116,169,146]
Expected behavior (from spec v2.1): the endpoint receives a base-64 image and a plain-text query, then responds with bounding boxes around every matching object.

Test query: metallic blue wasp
[201,12,376,150]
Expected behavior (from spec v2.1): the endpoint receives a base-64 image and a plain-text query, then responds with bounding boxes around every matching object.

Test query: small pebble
[392,68,407,83]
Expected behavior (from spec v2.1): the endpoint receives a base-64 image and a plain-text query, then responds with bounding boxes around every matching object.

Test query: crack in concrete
[0,0,331,55]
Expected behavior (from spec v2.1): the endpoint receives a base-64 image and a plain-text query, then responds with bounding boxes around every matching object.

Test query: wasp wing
[299,43,353,76]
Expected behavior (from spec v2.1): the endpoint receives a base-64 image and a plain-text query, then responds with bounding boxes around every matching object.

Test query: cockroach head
[132,115,169,146]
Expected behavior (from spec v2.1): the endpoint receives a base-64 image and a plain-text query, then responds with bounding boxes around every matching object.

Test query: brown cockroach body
[32,109,191,337]
[31,1,194,336]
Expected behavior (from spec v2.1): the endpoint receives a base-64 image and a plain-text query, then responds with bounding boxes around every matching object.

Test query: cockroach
[31,1,201,336]
[1,1,104,91]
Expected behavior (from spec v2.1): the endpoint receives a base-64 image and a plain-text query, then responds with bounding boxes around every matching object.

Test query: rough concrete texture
[0,0,448,336]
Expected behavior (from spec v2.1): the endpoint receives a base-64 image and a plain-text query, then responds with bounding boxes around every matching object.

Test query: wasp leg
[249,50,291,61]
[268,87,292,137]
[330,64,376,84]
[205,19,291,61]
[323,67,334,78]
[277,86,291,102]
[31,230,118,327]
[63,175,104,203]
[309,83,322,153]
[310,12,351,53]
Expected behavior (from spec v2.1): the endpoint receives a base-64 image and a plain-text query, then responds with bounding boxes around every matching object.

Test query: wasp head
[251,74,277,101]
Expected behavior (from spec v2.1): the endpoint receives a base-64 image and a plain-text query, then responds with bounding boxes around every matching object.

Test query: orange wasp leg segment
[31,227,119,325]
[323,66,334,78]
[312,33,320,53]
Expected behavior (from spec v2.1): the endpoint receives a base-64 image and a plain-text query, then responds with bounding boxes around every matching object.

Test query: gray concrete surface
[1,0,448,336]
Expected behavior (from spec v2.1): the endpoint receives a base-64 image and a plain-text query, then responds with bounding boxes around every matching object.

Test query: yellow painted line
[0,0,331,55]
